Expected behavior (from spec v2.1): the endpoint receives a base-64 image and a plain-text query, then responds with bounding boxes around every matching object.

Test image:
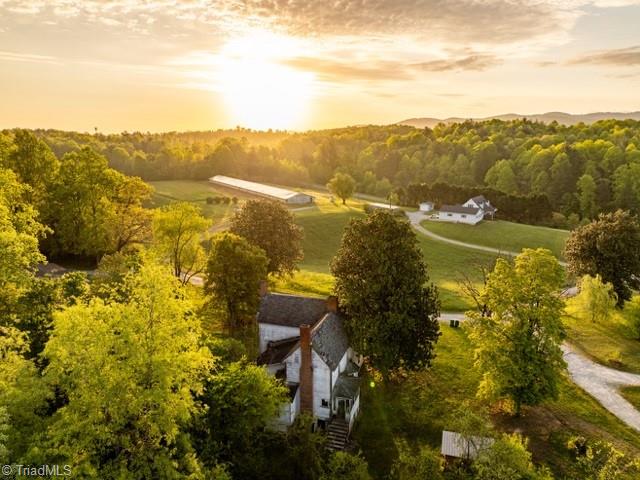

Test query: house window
[447,213,453,217]
[321,399,329,408]
[294,354,299,364]
[461,214,467,218]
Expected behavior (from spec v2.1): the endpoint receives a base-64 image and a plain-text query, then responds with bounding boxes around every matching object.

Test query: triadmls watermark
[2,464,72,477]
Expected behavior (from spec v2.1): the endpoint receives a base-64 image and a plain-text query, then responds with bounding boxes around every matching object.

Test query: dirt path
[562,344,640,431]
[406,211,567,267]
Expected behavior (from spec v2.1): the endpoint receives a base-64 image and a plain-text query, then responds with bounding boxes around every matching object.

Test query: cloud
[411,54,500,71]
[569,45,640,66]
[282,57,412,82]
[0,50,60,64]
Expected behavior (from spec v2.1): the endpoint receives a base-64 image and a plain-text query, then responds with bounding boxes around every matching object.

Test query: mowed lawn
[147,180,239,224]
[563,304,640,374]
[420,219,570,260]
[354,325,640,479]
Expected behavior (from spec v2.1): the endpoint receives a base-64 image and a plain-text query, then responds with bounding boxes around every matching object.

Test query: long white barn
[209,175,314,204]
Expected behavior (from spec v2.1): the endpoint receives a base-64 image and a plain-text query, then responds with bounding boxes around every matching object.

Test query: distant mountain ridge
[398,111,640,128]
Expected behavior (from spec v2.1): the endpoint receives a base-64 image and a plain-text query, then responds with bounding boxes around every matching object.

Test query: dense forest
[8,119,640,227]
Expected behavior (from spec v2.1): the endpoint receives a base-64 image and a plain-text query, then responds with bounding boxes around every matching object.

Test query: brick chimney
[299,324,313,413]
[259,280,268,297]
[326,295,338,313]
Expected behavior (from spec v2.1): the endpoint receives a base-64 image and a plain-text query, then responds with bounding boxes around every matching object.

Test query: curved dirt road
[406,211,567,267]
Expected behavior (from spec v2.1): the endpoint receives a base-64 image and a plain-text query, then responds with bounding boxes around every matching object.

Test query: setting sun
[217,31,315,130]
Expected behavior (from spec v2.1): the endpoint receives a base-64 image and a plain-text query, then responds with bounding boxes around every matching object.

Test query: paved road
[406,211,567,267]
[438,312,640,431]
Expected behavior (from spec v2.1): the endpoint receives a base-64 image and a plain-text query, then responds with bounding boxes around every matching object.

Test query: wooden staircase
[326,418,349,451]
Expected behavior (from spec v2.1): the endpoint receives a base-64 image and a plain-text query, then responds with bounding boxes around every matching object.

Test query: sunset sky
[1,0,639,132]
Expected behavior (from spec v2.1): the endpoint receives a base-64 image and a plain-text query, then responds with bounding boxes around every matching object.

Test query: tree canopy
[331,210,440,375]
[565,210,640,305]
[327,172,356,204]
[230,200,303,277]
[469,249,565,415]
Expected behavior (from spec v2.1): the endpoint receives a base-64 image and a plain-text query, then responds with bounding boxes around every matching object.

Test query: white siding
[259,323,298,353]
[437,211,483,225]
[285,347,301,384]
[286,193,314,204]
[312,351,332,420]
[273,387,300,431]
[331,350,350,388]
[348,394,360,432]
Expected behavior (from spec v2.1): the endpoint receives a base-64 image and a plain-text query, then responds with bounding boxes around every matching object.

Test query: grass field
[354,325,640,479]
[563,307,640,374]
[145,181,560,310]
[621,387,640,410]
[147,180,240,224]
[420,219,570,260]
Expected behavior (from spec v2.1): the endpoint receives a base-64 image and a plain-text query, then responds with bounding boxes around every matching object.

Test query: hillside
[399,111,640,128]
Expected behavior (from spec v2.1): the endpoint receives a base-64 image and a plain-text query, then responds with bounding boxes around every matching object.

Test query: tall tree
[152,202,211,285]
[0,169,47,313]
[43,261,212,477]
[49,147,120,259]
[568,275,617,323]
[204,232,268,331]
[331,210,440,375]
[327,172,356,204]
[565,210,640,305]
[576,174,598,220]
[230,200,303,276]
[109,176,154,252]
[469,249,565,416]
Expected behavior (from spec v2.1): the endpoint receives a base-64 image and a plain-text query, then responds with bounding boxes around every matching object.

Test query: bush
[206,196,214,204]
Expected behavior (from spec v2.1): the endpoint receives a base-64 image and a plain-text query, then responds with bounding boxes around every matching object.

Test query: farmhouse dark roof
[440,204,480,215]
[470,195,488,204]
[311,313,349,371]
[257,293,328,327]
[257,337,300,366]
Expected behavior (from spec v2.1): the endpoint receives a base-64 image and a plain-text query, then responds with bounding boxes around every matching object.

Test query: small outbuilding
[419,201,434,212]
[441,430,494,460]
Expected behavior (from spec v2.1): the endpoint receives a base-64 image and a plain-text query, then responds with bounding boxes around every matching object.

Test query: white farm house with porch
[436,195,497,225]
[257,291,362,447]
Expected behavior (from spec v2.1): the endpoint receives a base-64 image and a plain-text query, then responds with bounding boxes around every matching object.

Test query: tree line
[5,118,640,226]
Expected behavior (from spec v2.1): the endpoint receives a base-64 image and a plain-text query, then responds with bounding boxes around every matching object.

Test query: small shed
[441,430,494,460]
[419,201,434,212]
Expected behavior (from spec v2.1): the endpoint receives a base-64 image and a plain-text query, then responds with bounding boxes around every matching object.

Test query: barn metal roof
[441,431,494,459]
[209,175,312,201]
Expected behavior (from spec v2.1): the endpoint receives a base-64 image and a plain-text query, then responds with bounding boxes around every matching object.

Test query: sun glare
[217,31,315,130]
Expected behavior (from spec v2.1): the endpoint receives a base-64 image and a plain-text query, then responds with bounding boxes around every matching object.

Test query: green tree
[0,169,47,312]
[194,360,287,471]
[327,172,356,204]
[43,261,212,478]
[321,452,372,480]
[331,210,440,375]
[568,436,640,480]
[474,434,553,480]
[153,202,211,285]
[230,200,303,276]
[109,175,154,252]
[49,147,121,259]
[3,130,59,208]
[204,232,268,331]
[469,249,565,416]
[391,443,444,480]
[565,210,640,305]
[569,275,617,323]
[576,174,598,220]
[623,296,640,340]
[484,159,518,195]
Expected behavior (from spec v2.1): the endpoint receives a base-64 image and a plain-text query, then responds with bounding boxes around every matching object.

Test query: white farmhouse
[437,204,485,225]
[436,195,498,225]
[257,291,362,450]
[463,195,497,219]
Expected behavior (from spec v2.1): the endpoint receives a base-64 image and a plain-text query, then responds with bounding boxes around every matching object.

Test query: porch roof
[334,375,361,400]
